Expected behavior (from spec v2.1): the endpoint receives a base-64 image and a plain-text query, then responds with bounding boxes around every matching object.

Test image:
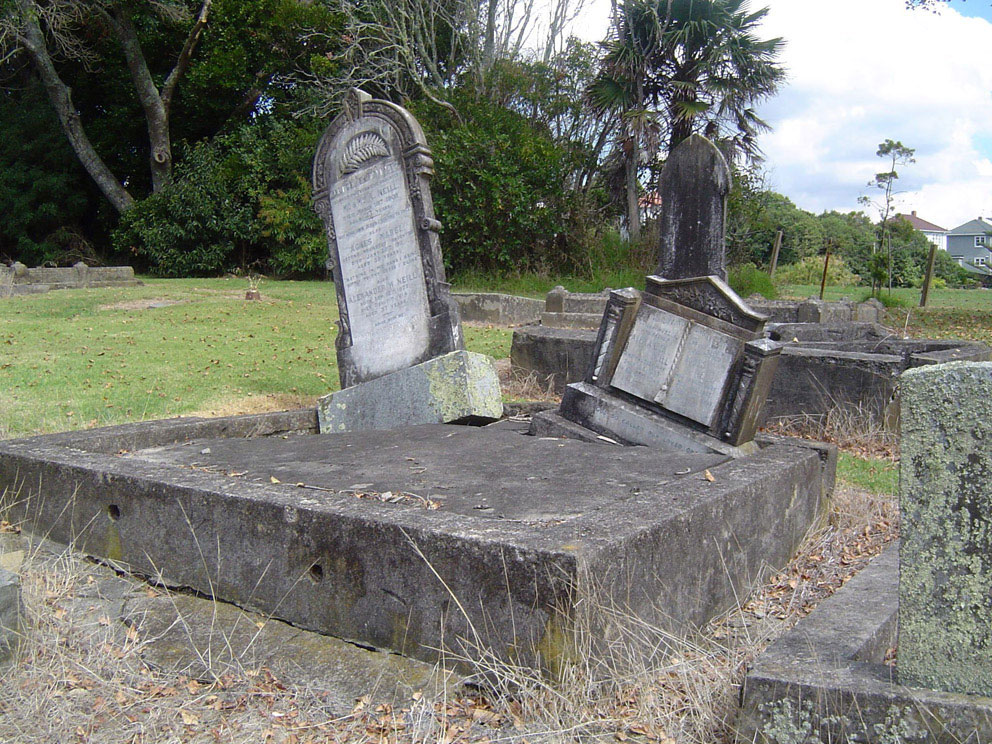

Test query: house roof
[948,218,992,235]
[895,212,946,233]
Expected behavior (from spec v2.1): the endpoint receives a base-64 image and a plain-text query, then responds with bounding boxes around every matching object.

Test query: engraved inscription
[664,325,738,427]
[330,156,430,378]
[611,305,688,401]
[610,303,741,429]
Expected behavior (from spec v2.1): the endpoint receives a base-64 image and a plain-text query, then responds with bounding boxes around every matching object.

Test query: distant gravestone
[312,89,502,433]
[656,134,731,281]
[899,362,992,697]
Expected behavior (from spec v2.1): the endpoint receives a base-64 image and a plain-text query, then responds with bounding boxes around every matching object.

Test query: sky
[566,0,992,230]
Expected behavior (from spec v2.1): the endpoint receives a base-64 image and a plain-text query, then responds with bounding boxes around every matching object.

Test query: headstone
[898,361,992,696]
[311,89,502,433]
[656,134,731,281]
[532,134,779,455]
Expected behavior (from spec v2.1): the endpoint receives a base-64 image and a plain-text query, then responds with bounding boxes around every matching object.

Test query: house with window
[947,217,992,276]
[896,211,947,251]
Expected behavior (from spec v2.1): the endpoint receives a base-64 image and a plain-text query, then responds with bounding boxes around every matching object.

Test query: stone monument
[531,134,780,455]
[657,133,732,281]
[311,89,502,432]
[899,361,992,697]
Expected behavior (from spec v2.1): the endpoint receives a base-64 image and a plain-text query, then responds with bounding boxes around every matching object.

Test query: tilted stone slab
[317,350,502,433]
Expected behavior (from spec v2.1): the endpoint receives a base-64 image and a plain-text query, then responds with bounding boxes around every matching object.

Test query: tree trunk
[16,0,134,212]
[112,7,173,191]
[626,137,641,242]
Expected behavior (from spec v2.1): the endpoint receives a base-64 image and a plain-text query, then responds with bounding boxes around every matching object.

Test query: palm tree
[587,0,784,235]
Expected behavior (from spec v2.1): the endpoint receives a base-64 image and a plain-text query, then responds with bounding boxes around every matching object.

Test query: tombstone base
[544,381,757,457]
[318,350,502,433]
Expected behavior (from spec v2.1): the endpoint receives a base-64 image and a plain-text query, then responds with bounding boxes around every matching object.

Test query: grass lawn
[0,278,512,439]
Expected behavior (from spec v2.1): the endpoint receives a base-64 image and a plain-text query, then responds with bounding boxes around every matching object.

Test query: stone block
[452,293,543,326]
[899,361,992,697]
[318,350,502,433]
[509,325,596,393]
[0,568,22,663]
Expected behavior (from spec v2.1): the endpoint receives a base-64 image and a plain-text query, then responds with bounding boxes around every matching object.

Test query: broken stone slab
[738,543,992,743]
[317,350,502,433]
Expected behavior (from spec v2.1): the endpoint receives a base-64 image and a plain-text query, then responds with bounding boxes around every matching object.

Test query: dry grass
[495,359,561,404]
[763,402,898,461]
[185,393,319,419]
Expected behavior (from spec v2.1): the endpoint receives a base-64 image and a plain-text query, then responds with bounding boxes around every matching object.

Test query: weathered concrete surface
[899,362,992,697]
[510,325,596,393]
[0,411,833,670]
[317,350,502,433]
[747,298,884,325]
[738,544,992,743]
[552,382,759,457]
[452,292,543,326]
[0,567,21,662]
[539,311,604,330]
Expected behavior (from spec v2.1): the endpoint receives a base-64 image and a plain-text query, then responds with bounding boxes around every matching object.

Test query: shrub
[775,254,861,287]
[411,91,587,275]
[114,117,324,277]
[728,263,777,299]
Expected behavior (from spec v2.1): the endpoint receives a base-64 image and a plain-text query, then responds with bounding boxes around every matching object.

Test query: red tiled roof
[896,212,946,232]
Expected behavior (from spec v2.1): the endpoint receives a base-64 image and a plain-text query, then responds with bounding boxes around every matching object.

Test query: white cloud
[567,0,992,229]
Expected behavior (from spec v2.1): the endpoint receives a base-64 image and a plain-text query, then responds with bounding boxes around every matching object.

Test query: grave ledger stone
[312,89,501,432]
[899,361,992,697]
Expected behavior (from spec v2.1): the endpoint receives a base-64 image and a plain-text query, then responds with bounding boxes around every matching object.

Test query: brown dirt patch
[185,393,318,419]
[99,298,186,311]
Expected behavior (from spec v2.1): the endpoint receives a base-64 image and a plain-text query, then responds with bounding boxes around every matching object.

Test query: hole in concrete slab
[308,563,324,584]
[107,504,121,521]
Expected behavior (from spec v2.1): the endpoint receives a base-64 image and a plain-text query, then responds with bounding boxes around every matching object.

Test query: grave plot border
[0,410,832,670]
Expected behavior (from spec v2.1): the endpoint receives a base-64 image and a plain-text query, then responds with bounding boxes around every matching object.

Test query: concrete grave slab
[0,409,833,671]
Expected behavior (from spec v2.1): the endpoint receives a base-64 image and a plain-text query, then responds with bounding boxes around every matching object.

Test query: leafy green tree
[411,89,591,275]
[113,115,324,276]
[858,139,915,295]
[0,79,99,264]
[1,0,340,213]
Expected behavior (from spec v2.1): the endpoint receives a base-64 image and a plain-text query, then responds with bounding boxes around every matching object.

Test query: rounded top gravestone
[312,88,462,389]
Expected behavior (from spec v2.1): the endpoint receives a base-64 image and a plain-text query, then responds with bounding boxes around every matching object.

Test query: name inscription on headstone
[610,303,738,428]
[330,156,430,370]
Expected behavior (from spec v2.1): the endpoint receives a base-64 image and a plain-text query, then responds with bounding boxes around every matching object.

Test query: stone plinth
[317,351,502,433]
[899,362,992,697]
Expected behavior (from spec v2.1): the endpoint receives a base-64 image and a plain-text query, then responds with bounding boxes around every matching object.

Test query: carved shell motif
[338,132,388,176]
